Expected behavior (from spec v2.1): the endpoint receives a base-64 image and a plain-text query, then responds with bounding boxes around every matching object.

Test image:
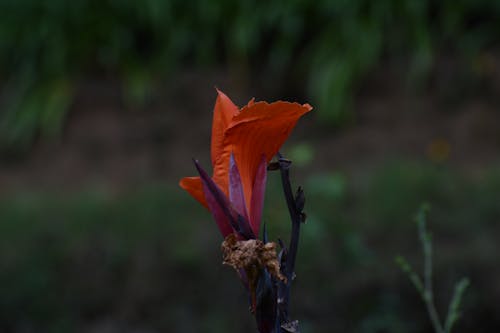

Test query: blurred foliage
[1,161,498,331]
[1,0,500,148]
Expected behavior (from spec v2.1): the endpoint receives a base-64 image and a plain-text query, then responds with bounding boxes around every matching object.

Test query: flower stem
[276,152,303,332]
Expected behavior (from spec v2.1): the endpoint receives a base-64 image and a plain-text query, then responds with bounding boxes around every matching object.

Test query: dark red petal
[249,155,267,237]
[255,270,277,333]
[195,160,254,239]
[194,160,234,237]
[229,153,249,220]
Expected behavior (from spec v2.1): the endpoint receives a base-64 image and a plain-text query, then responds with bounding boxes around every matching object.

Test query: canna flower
[179,90,312,239]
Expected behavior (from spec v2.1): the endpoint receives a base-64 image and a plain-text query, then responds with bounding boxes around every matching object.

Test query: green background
[1,1,499,332]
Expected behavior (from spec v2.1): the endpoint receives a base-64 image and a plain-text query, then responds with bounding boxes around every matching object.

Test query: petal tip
[215,87,227,99]
[303,103,313,111]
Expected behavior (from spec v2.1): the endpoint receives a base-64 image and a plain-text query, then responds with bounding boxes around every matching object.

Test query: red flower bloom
[180,90,312,239]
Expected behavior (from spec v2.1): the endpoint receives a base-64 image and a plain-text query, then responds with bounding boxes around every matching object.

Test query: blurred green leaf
[1,0,500,147]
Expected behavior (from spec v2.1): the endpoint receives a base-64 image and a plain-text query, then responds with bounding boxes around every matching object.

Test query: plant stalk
[276,152,303,332]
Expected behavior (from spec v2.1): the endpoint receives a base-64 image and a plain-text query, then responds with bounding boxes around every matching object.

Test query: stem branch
[276,152,303,332]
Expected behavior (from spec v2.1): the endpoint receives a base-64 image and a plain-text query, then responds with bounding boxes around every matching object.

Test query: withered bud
[221,234,286,283]
[221,234,286,313]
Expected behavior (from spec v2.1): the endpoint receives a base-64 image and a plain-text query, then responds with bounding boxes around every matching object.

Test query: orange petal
[246,97,255,108]
[213,101,312,209]
[211,89,239,167]
[179,176,208,208]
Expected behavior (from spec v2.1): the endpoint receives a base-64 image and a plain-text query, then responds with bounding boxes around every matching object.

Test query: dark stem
[276,152,303,332]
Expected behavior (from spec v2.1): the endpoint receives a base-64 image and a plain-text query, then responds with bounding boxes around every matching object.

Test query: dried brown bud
[221,234,286,282]
[221,234,286,312]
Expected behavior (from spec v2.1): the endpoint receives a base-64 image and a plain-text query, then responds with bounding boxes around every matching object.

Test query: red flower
[180,90,312,239]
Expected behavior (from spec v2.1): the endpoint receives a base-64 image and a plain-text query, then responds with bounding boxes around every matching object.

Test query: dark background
[1,1,499,332]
